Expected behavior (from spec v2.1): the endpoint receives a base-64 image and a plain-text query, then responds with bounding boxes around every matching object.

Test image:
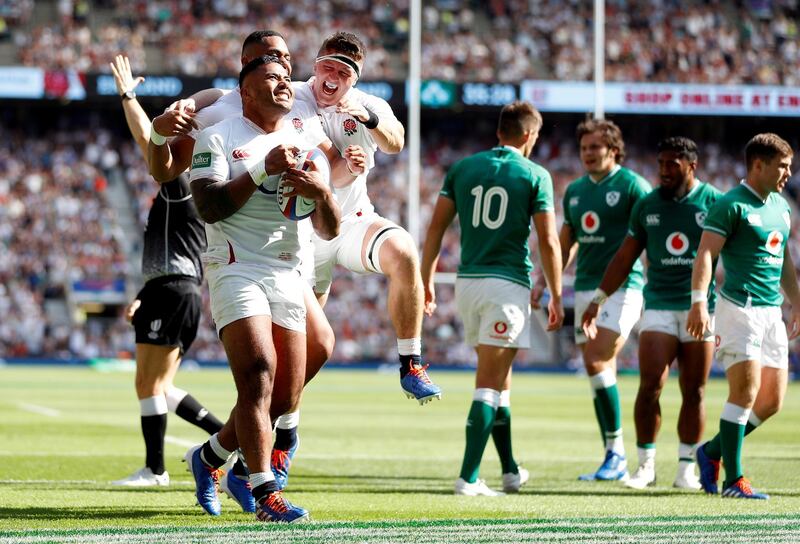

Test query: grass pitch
[0,366,798,542]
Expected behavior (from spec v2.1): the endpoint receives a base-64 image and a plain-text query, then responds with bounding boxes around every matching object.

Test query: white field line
[16,403,60,417]
[0,479,194,486]
[163,435,198,448]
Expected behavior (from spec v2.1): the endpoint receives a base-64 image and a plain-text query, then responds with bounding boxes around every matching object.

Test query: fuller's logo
[666,232,689,256]
[765,231,784,255]
[581,211,600,234]
[606,191,621,206]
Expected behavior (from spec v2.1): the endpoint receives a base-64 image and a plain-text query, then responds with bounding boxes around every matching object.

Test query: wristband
[149,121,168,146]
[591,288,609,306]
[359,107,379,129]
[248,159,267,186]
[690,289,707,304]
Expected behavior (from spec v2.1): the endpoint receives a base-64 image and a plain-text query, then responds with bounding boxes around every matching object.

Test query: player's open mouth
[275,90,291,100]
[322,81,338,95]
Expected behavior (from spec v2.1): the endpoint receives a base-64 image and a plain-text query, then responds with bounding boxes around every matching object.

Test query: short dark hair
[241,30,285,56]
[239,55,282,88]
[657,136,698,163]
[576,118,626,162]
[745,133,793,171]
[497,101,542,139]
[318,31,366,63]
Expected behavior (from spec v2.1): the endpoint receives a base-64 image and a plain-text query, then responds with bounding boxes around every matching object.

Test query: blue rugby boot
[400,363,442,405]
[695,442,720,495]
[184,445,222,516]
[220,471,256,513]
[256,491,310,523]
[271,437,299,491]
[722,477,769,500]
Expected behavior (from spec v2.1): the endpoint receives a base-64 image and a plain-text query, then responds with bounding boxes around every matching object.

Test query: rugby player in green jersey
[687,133,800,500]
[535,119,651,481]
[422,102,564,496]
[582,137,721,490]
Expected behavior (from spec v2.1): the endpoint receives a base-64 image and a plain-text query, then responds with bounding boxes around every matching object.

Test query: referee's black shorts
[132,275,201,354]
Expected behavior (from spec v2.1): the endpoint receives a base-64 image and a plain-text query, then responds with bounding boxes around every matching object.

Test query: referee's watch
[121,90,136,101]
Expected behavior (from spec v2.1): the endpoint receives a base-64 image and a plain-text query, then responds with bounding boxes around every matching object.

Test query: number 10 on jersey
[470,185,508,229]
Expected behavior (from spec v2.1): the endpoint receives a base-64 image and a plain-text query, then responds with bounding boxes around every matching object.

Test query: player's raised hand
[581,302,599,340]
[109,54,144,96]
[788,309,800,340]
[265,145,300,175]
[152,109,197,137]
[281,159,330,201]
[686,302,710,340]
[547,297,564,331]
[336,97,369,122]
[344,145,367,175]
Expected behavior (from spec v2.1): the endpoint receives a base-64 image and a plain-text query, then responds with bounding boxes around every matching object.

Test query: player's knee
[679,383,705,407]
[311,325,335,361]
[134,373,162,398]
[638,375,665,398]
[236,357,274,402]
[379,233,418,275]
[759,397,783,419]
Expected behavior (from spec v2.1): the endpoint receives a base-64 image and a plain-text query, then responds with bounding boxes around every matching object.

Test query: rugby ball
[277,148,331,221]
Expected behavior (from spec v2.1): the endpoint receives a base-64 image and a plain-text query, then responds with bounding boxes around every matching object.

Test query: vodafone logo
[765,231,784,255]
[494,321,508,335]
[581,211,600,234]
[665,232,689,256]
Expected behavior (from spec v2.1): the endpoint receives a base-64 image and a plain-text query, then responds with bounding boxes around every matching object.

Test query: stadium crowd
[10,0,800,84]
[3,117,800,369]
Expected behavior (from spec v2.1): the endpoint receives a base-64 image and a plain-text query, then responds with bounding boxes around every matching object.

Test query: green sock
[595,384,622,441]
[492,406,517,474]
[459,400,497,483]
[720,418,745,488]
[703,420,757,460]
[592,395,607,447]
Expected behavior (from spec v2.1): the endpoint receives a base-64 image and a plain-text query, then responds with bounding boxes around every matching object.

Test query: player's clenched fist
[344,145,367,175]
[265,145,300,175]
[152,109,197,137]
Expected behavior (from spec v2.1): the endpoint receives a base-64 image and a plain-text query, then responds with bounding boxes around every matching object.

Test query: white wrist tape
[248,160,267,186]
[591,288,609,306]
[149,121,168,146]
[691,289,707,304]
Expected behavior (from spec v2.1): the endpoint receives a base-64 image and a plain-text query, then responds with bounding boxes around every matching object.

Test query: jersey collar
[590,164,621,185]
[495,145,523,156]
[675,179,701,202]
[740,180,768,203]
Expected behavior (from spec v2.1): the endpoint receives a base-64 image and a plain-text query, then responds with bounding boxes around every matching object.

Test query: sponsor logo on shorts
[606,191,621,206]
[191,152,211,169]
[148,319,162,340]
[278,252,293,261]
[490,321,510,340]
[343,118,358,136]
[581,211,601,234]
[665,232,689,256]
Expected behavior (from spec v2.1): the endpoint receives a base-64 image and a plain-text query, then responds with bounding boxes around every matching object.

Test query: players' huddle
[109,28,800,524]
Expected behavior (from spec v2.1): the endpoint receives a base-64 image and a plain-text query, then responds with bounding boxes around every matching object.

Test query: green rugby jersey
[628,181,721,311]
[704,182,791,307]
[440,146,554,288]
[563,165,651,291]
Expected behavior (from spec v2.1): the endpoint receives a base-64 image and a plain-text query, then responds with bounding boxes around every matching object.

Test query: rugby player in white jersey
[183,54,340,523]
[145,31,366,501]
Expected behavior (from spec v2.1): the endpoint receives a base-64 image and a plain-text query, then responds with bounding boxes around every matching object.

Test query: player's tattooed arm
[190,172,257,224]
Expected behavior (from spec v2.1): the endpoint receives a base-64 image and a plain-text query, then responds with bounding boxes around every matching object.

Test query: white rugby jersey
[293,79,397,218]
[189,102,326,269]
[191,89,243,135]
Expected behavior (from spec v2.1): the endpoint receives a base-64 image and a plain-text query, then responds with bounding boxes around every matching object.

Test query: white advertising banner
[520,80,800,117]
[0,67,44,98]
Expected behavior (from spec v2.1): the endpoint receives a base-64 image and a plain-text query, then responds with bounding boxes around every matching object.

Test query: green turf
[0,366,798,542]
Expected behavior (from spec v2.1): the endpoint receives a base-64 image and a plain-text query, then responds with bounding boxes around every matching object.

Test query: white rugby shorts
[574,288,643,345]
[640,308,715,343]
[714,297,788,370]
[313,211,404,294]
[455,277,531,349]
[206,262,306,334]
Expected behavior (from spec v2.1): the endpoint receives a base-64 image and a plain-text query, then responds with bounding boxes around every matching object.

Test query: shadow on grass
[0,506,176,522]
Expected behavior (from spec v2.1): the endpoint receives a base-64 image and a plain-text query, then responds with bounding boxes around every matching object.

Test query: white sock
[678,442,696,463]
[498,390,511,408]
[249,471,275,488]
[748,412,762,428]
[473,388,500,408]
[397,337,422,356]
[209,433,233,461]
[164,387,188,412]
[721,402,750,425]
[139,395,168,417]
[637,446,656,466]
[275,411,300,430]
[607,435,625,456]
